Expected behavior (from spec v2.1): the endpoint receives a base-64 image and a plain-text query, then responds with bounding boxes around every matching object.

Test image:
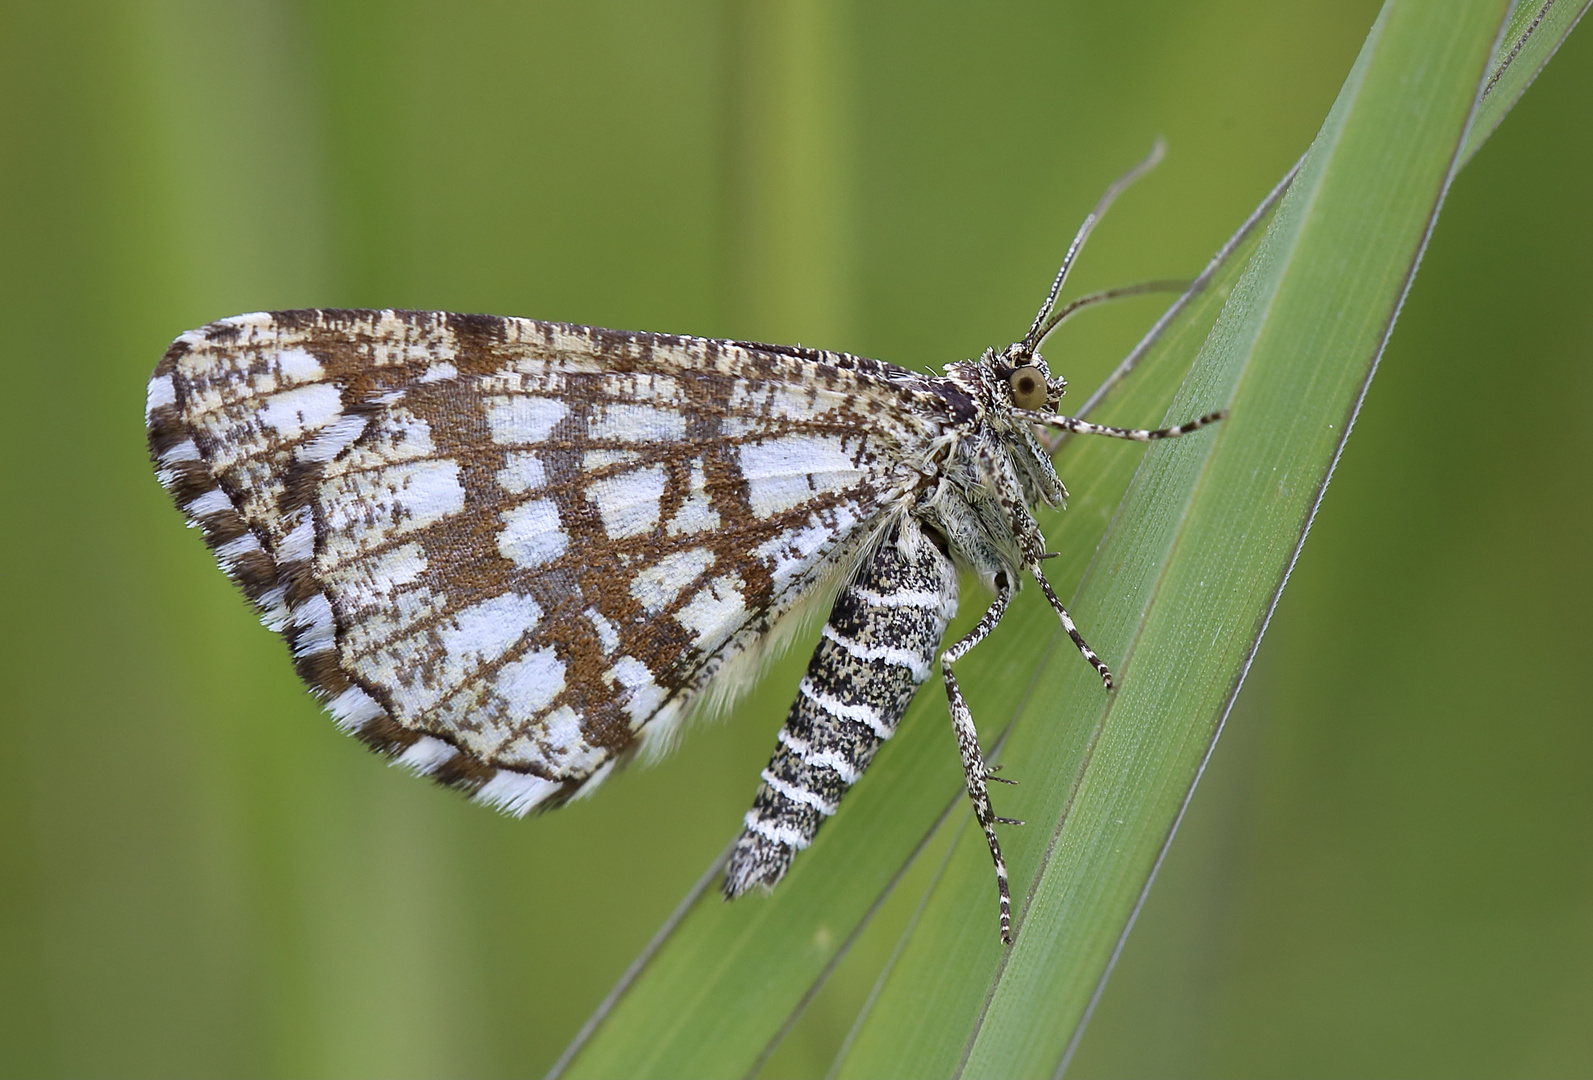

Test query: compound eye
[1008,365,1048,411]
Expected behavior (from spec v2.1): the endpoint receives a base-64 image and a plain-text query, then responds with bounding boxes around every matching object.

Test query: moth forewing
[147,310,958,815]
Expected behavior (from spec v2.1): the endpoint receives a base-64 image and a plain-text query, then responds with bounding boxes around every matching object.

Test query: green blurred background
[2,1,1588,1076]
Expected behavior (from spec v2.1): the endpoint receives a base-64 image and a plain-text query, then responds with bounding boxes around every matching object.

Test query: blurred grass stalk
[727,0,857,347]
[554,0,1579,1076]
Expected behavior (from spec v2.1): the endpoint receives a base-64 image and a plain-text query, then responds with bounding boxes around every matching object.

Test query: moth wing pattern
[146,309,957,815]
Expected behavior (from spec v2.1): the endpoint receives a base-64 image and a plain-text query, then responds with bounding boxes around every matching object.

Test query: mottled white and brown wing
[146,309,958,814]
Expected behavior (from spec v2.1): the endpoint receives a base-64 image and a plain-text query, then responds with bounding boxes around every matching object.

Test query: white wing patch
[631,548,715,615]
[324,541,429,617]
[739,433,869,518]
[320,459,466,562]
[437,593,545,671]
[487,395,568,444]
[256,383,344,439]
[757,505,864,591]
[497,499,568,568]
[497,451,547,493]
[666,459,721,536]
[586,401,687,443]
[492,649,567,720]
[609,655,668,730]
[675,572,749,656]
[586,465,667,538]
[273,346,325,382]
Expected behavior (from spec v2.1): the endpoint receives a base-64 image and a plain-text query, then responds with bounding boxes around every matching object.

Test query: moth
[146,147,1220,943]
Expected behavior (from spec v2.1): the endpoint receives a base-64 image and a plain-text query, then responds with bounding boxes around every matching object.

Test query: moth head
[990,342,1065,415]
[975,343,1068,510]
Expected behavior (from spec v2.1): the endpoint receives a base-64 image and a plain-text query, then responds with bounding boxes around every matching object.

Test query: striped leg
[724,519,958,898]
[1033,571,1115,690]
[1026,406,1225,680]
[939,577,1021,944]
[1019,407,1227,443]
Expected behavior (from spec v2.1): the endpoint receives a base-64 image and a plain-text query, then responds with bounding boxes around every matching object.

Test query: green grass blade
[835,2,1516,1077]
[1460,0,1592,167]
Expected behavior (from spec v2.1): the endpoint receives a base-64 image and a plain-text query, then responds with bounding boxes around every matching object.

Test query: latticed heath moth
[148,145,1221,943]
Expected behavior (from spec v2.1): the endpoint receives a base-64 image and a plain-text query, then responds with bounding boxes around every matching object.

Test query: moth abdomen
[724,518,957,897]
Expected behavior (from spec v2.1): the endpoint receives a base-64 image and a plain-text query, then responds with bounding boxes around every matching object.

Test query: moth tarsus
[147,142,1222,945]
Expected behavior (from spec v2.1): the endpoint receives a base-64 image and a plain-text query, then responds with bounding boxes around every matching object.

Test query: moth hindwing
[147,150,1225,943]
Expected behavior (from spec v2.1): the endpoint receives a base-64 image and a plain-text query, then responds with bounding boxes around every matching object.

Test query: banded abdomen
[724,517,958,896]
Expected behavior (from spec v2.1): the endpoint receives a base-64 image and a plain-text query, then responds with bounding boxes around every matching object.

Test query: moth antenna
[1022,138,1167,356]
[1032,278,1190,350]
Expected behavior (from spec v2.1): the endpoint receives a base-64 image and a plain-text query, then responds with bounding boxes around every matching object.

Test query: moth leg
[1023,407,1226,446]
[939,575,1019,945]
[1032,569,1115,691]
